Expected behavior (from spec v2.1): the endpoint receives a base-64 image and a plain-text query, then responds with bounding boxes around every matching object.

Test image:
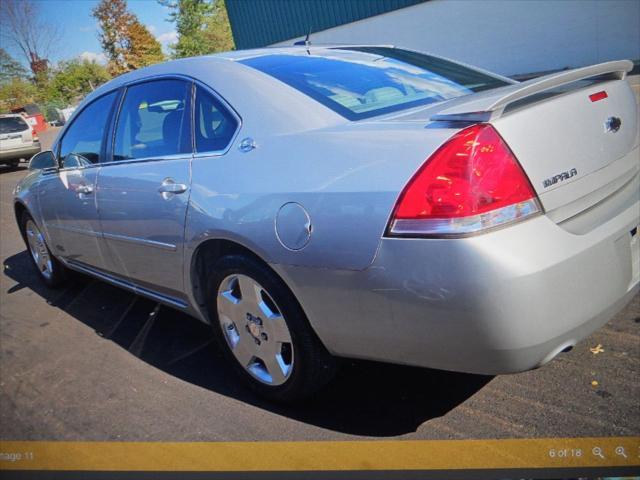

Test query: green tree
[161,0,211,58]
[203,0,234,53]
[160,0,234,58]
[0,48,28,84]
[45,59,111,105]
[92,0,164,76]
[0,56,111,117]
[0,78,38,111]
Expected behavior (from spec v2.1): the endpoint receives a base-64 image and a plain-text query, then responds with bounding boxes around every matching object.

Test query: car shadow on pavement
[4,250,493,437]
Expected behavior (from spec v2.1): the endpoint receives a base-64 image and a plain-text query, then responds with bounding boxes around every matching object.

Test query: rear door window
[113,79,192,161]
[58,91,118,168]
[194,86,239,153]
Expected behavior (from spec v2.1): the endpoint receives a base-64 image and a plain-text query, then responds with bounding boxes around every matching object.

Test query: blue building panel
[226,0,428,50]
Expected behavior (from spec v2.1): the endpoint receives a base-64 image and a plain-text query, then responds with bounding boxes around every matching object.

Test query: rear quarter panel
[186,122,456,271]
[13,170,43,229]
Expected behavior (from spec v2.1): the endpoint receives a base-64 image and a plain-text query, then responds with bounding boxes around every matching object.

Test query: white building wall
[275,0,640,76]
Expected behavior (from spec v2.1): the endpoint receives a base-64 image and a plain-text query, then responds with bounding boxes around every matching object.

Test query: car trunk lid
[430,61,638,222]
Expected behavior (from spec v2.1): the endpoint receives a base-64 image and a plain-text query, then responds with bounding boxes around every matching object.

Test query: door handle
[158,183,188,194]
[76,184,94,194]
[158,178,188,199]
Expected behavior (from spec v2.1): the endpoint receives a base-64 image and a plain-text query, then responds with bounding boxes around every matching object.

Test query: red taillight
[31,129,39,141]
[589,91,608,102]
[389,124,540,236]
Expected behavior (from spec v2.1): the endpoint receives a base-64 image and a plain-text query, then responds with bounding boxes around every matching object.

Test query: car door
[97,78,193,301]
[38,91,119,270]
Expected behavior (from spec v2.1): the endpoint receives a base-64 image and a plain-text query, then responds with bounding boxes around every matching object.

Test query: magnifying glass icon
[615,446,628,458]
[592,447,605,459]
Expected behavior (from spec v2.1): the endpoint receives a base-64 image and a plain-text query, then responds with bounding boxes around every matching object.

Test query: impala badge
[543,168,578,188]
[605,116,622,133]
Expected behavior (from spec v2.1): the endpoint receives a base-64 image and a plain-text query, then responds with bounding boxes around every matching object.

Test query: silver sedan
[13,46,639,401]
[1,114,41,168]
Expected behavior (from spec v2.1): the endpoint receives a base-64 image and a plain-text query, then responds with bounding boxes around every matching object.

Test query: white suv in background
[0,114,41,168]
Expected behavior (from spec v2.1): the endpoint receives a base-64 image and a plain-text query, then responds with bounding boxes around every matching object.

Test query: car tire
[20,212,67,288]
[207,254,337,402]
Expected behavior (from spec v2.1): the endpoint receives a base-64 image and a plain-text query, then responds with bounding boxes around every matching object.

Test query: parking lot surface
[0,126,638,442]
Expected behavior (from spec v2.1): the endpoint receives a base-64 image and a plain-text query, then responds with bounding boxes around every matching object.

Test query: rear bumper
[0,143,40,162]
[276,199,639,375]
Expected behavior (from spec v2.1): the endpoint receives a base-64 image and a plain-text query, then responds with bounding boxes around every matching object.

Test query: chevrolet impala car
[13,46,639,401]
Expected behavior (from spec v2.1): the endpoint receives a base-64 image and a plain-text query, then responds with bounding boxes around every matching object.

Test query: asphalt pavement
[0,125,638,442]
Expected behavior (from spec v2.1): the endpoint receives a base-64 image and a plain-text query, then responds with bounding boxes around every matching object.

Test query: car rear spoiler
[431,60,634,122]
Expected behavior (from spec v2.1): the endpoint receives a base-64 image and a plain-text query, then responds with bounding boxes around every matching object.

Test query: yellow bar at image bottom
[0,437,639,472]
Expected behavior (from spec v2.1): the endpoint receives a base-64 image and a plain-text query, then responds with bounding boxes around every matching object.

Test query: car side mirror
[28,150,58,171]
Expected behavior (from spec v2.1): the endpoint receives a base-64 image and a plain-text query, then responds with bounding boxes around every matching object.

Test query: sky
[6,0,179,66]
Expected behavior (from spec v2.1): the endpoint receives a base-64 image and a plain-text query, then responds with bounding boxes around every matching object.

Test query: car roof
[59,46,380,151]
[213,44,396,61]
[89,45,398,94]
[67,45,508,146]
[85,46,401,118]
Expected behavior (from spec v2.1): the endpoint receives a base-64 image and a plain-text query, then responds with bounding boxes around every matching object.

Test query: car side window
[58,91,117,168]
[194,86,238,153]
[113,79,191,161]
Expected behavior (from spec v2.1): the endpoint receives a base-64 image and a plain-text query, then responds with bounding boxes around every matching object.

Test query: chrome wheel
[25,219,53,280]
[217,274,294,386]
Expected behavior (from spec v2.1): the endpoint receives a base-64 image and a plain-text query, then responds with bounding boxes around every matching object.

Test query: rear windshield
[0,116,29,134]
[241,47,509,120]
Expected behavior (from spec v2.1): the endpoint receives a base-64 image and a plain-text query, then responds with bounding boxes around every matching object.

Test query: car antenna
[294,26,313,54]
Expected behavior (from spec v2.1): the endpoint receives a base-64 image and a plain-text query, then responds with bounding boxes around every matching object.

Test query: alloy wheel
[25,220,53,280]
[217,274,294,386]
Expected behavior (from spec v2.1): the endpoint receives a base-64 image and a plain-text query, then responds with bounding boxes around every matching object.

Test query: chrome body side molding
[64,259,189,310]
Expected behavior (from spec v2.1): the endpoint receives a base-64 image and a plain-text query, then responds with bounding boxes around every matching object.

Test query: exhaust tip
[537,341,577,368]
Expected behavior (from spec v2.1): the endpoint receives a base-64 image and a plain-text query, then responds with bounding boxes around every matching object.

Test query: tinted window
[195,87,238,152]
[114,79,191,161]
[0,116,29,134]
[59,92,117,168]
[241,47,510,120]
